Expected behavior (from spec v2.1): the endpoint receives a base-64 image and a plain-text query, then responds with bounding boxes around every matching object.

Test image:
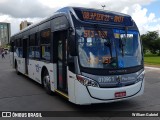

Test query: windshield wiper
[119,27,128,57]
[119,38,125,57]
[94,24,112,58]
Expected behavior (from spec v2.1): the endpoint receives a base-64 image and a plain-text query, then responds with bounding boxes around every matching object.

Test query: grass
[144,54,160,66]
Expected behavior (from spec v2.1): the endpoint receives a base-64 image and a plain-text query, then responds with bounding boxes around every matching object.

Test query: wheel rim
[43,75,50,89]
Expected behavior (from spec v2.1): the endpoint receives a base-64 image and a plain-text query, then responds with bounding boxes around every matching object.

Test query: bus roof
[12,7,134,38]
[58,6,131,17]
[12,12,65,37]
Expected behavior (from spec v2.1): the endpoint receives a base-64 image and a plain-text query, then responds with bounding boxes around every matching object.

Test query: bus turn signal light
[76,75,99,87]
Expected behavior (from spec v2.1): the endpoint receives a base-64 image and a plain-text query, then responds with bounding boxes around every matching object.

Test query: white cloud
[0,0,159,35]
[0,0,6,3]
[0,14,41,35]
[38,0,155,9]
[0,0,54,18]
[120,4,160,34]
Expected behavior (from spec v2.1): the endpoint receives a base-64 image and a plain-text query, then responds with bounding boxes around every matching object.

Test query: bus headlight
[76,75,99,87]
[136,70,145,83]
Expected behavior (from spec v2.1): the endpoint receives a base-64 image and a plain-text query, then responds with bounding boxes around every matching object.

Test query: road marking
[145,66,160,70]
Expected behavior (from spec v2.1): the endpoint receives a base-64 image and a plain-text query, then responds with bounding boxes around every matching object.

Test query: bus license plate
[115,91,126,98]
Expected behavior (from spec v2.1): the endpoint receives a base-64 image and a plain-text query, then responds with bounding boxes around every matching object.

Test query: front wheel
[43,71,52,94]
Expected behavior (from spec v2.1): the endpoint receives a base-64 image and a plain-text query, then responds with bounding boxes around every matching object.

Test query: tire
[43,70,52,95]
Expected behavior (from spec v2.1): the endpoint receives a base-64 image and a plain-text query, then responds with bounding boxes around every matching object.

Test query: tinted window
[29,33,40,59]
[29,34,36,46]
[40,28,51,61]
[40,29,51,44]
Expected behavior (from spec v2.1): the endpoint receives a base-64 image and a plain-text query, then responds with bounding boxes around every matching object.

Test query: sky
[0,0,160,35]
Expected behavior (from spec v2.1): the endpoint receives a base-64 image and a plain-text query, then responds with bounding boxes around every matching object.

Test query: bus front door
[55,31,68,94]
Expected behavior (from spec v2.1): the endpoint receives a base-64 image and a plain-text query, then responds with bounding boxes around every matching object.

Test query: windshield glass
[76,27,142,69]
[114,29,142,68]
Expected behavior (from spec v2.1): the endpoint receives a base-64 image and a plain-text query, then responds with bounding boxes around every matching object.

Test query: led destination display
[74,8,133,26]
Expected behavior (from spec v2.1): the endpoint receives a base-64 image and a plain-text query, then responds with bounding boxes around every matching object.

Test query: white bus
[10,7,145,105]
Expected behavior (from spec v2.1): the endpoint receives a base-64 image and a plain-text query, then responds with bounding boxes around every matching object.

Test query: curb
[145,66,160,70]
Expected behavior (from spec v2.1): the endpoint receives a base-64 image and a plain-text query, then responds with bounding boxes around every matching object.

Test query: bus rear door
[23,38,28,74]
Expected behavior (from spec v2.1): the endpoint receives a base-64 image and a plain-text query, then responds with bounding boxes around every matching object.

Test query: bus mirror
[68,35,77,56]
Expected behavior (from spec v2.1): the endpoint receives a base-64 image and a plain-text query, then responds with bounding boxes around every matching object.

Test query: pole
[101,5,106,10]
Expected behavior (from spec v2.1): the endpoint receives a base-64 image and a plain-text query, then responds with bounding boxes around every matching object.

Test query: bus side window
[40,28,51,61]
[15,38,22,57]
[29,34,36,59]
[29,33,40,59]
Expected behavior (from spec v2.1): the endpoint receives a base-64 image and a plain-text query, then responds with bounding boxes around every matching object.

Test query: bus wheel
[43,71,52,95]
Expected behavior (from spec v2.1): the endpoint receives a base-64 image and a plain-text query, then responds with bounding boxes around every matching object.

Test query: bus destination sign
[82,11,124,23]
[74,8,133,26]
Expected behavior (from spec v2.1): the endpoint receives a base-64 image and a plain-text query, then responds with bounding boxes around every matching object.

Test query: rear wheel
[43,70,52,94]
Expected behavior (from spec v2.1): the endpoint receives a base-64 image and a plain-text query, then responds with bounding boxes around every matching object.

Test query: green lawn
[144,54,160,66]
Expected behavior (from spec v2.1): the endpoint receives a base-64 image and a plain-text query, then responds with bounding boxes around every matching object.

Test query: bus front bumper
[74,79,144,105]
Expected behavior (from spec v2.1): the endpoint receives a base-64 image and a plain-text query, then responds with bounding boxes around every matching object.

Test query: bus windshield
[76,27,142,69]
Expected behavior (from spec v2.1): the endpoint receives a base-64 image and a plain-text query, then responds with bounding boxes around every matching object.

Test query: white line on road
[145,66,160,70]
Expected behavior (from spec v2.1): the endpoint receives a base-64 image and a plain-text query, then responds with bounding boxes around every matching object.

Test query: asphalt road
[0,55,160,120]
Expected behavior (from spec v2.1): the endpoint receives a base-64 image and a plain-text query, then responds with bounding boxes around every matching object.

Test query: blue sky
[145,0,160,18]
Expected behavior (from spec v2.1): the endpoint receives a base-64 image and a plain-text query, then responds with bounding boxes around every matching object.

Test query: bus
[10,7,145,105]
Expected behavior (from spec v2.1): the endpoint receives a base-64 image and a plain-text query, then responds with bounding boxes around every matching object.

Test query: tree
[155,38,160,56]
[141,31,159,54]
[141,34,148,54]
